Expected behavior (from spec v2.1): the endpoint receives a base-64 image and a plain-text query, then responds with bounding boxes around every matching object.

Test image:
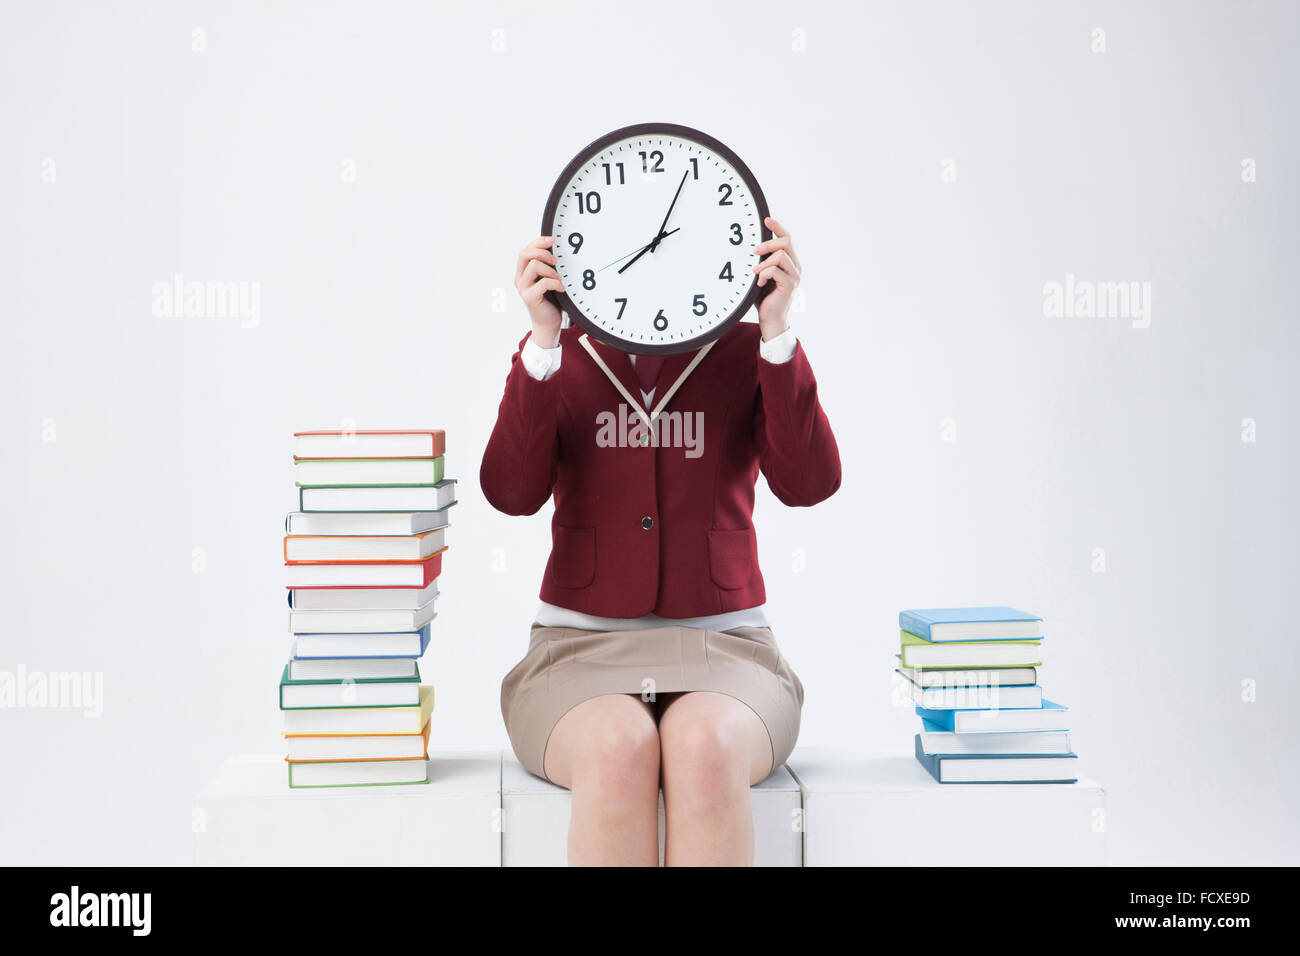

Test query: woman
[481,217,841,866]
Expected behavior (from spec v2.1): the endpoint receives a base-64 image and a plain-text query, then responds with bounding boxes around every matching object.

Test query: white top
[519,324,798,633]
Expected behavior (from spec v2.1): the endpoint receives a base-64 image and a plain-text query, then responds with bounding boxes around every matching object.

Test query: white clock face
[546,127,766,353]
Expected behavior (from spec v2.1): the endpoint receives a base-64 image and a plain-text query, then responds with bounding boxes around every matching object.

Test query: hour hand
[612,227,680,274]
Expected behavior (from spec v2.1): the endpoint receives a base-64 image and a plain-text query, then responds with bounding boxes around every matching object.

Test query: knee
[661,720,750,802]
[570,715,660,802]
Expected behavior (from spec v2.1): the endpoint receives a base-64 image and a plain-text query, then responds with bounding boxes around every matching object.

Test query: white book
[284,730,429,762]
[896,671,1043,710]
[287,758,430,788]
[927,754,1078,784]
[293,629,430,659]
[934,702,1070,734]
[918,725,1073,756]
[295,457,444,487]
[285,508,453,535]
[281,687,432,735]
[294,430,441,459]
[280,680,421,710]
[289,581,439,611]
[301,480,458,513]
[288,603,437,634]
[285,562,439,588]
[896,658,1037,688]
[288,658,417,681]
[285,528,447,562]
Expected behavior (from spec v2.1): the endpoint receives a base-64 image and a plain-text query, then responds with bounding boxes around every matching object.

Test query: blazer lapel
[581,336,651,415]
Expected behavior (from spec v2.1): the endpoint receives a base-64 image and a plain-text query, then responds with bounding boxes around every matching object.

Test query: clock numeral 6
[728,223,743,245]
[653,309,669,331]
[582,269,596,291]
[692,294,707,316]
[575,191,601,214]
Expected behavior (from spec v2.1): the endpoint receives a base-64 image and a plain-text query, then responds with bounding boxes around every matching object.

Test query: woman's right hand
[515,236,565,348]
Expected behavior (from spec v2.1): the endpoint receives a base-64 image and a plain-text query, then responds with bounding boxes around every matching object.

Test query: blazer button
[641,516,654,530]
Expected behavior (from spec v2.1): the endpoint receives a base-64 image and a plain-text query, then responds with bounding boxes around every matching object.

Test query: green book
[279,664,422,709]
[899,630,1042,670]
[287,758,430,789]
[294,456,445,488]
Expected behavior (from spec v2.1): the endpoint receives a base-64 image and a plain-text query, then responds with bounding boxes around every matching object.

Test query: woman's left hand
[753,216,802,340]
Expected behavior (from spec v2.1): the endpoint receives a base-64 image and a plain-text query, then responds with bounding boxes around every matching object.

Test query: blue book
[291,624,431,660]
[916,699,1069,734]
[914,735,1078,783]
[899,606,1043,642]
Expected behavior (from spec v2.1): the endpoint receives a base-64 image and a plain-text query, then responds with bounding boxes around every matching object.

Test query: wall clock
[540,123,771,356]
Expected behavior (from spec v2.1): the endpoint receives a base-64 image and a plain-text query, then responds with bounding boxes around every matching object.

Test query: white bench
[193,752,503,866]
[787,748,1107,866]
[193,749,1106,866]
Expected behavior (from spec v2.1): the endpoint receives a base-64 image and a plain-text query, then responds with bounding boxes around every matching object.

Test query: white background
[3,0,1297,865]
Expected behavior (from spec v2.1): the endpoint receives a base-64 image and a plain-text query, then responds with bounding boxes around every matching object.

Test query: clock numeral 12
[639,150,664,174]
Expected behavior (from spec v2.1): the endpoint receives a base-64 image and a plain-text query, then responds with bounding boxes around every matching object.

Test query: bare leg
[657,691,774,867]
[542,693,660,866]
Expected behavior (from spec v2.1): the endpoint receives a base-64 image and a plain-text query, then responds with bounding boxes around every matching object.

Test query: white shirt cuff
[759,326,797,364]
[521,334,562,381]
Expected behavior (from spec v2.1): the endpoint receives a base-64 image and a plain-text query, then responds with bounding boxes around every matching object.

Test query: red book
[285,551,444,589]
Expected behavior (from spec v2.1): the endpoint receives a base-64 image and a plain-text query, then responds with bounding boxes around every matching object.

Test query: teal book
[279,664,421,710]
[915,735,1078,783]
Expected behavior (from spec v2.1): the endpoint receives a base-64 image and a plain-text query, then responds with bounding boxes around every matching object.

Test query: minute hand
[649,169,690,253]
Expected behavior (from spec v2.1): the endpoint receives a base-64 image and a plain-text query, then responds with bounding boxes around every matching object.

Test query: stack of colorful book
[279,429,456,789]
[894,606,1078,784]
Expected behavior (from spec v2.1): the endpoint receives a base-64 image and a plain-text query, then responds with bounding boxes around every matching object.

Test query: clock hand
[649,170,690,253]
[609,228,681,274]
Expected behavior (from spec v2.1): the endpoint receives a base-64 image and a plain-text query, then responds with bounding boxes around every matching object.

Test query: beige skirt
[500,622,805,783]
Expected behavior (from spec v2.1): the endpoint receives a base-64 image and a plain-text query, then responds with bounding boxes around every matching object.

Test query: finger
[753,249,800,281]
[753,235,794,258]
[522,276,565,301]
[763,217,801,271]
[516,246,558,279]
[756,264,792,288]
[517,259,560,287]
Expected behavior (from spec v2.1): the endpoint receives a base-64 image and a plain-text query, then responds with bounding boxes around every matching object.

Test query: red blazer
[480,320,842,618]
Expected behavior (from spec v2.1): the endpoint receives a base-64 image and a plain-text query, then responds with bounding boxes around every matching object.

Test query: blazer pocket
[707,528,756,590]
[551,524,596,589]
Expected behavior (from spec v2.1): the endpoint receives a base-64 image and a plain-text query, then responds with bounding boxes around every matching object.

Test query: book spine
[914,705,955,731]
[913,735,943,782]
[898,610,932,640]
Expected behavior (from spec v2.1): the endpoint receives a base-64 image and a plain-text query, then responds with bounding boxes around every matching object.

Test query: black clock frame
[540,122,773,356]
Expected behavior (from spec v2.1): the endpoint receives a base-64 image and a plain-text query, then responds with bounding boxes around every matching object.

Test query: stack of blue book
[895,606,1079,783]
